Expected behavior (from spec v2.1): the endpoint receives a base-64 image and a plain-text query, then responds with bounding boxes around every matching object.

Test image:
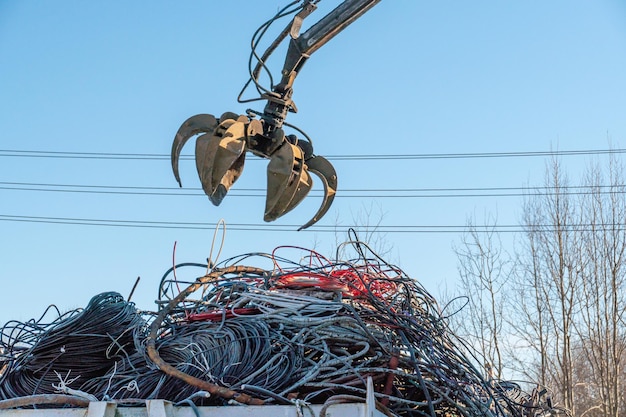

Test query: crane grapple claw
[169,0,381,228]
[171,114,219,186]
[172,113,338,229]
[264,142,312,222]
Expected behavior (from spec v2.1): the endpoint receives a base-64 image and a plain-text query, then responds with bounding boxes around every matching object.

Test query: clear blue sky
[1,1,625,325]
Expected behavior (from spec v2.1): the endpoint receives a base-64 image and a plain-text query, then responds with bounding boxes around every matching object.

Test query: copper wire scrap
[0,237,568,416]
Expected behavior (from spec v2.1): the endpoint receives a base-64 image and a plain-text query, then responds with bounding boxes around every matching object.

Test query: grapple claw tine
[195,133,221,201]
[219,112,239,123]
[298,155,337,230]
[171,114,218,186]
[191,118,247,205]
[264,143,312,222]
[264,143,294,219]
[276,167,312,219]
[209,120,247,205]
[211,153,246,205]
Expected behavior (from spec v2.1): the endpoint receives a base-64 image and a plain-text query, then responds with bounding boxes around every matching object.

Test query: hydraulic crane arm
[285,0,382,78]
[263,0,382,127]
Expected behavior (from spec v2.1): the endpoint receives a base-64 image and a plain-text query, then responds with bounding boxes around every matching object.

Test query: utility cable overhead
[1,181,625,199]
[1,148,625,161]
[1,214,624,234]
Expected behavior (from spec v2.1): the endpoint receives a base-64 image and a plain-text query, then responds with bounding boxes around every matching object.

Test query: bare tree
[571,157,626,417]
[449,215,513,378]
[447,153,626,416]
[515,158,583,413]
[508,218,550,386]
[505,155,626,417]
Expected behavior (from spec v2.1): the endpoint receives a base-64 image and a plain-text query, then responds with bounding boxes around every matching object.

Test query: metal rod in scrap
[146,265,267,405]
[0,394,91,409]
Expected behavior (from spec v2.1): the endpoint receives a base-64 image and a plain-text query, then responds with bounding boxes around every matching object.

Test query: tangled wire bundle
[0,292,142,399]
[0,240,568,417]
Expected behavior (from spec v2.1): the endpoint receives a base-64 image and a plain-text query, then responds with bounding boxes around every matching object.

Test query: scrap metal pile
[0,239,566,416]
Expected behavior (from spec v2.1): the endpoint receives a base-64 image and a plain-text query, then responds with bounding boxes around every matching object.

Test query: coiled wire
[0,292,143,399]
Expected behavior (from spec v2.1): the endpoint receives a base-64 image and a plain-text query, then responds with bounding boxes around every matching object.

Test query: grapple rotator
[171,0,380,230]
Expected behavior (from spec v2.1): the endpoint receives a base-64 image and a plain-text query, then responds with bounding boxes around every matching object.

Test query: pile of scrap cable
[0,243,566,417]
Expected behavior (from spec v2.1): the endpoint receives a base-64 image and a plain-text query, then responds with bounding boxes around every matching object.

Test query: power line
[1,148,625,161]
[1,181,624,199]
[0,214,476,232]
[1,214,624,234]
[326,149,626,160]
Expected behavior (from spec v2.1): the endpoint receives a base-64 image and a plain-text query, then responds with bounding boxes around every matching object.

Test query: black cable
[237,0,303,103]
[1,148,624,160]
[2,213,625,235]
[4,180,626,199]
